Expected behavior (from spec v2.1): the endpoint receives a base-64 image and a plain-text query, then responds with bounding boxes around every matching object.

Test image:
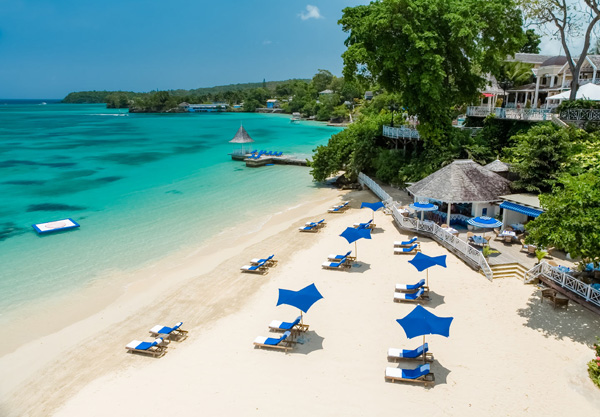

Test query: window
[482,208,488,216]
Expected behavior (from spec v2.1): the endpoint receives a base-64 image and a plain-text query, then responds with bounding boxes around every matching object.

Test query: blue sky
[0,0,566,99]
[0,1,368,98]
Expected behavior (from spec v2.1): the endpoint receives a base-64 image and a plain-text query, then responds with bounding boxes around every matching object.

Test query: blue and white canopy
[409,202,438,212]
[467,216,502,229]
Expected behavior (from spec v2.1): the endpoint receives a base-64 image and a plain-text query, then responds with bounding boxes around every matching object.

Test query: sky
[0,0,572,99]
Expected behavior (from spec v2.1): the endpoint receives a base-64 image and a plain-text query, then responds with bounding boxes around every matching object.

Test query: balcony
[382,125,420,140]
[466,106,552,121]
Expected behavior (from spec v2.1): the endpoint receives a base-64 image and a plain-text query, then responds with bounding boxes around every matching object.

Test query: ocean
[0,102,341,316]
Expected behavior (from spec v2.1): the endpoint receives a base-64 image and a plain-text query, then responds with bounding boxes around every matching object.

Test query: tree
[526,173,600,265]
[508,123,585,193]
[520,0,600,100]
[311,69,334,93]
[339,0,525,144]
[495,61,534,105]
[520,28,542,53]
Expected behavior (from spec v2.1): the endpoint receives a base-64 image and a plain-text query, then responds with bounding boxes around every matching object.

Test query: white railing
[467,106,552,121]
[382,125,420,140]
[358,172,493,281]
[559,108,600,122]
[357,173,394,207]
[525,262,600,310]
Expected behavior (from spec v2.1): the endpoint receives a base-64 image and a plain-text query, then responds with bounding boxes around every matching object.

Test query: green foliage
[130,91,178,113]
[508,123,580,193]
[309,113,388,181]
[475,116,532,154]
[525,173,600,264]
[520,29,541,53]
[482,245,500,258]
[105,92,132,109]
[557,99,600,112]
[495,61,534,91]
[535,249,548,263]
[62,91,135,104]
[588,338,600,389]
[339,0,525,145]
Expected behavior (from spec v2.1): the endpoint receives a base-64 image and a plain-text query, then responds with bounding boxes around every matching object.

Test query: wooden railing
[525,262,600,309]
[467,106,551,121]
[357,173,493,281]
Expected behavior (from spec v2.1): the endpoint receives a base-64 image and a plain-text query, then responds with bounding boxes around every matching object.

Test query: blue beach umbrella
[277,283,324,324]
[396,305,454,362]
[408,252,447,288]
[340,227,372,259]
[360,201,385,221]
[467,216,502,229]
[409,202,439,221]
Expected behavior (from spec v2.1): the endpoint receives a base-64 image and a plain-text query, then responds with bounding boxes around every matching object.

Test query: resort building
[406,159,512,226]
[498,194,544,232]
[266,99,280,109]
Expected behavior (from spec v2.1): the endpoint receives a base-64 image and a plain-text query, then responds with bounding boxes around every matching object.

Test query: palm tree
[497,62,534,106]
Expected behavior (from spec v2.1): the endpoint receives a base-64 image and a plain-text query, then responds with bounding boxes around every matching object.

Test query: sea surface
[0,102,341,316]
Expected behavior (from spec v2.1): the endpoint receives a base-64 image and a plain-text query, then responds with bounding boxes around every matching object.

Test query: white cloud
[299,5,323,21]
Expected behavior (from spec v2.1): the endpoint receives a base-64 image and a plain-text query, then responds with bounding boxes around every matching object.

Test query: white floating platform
[32,218,80,234]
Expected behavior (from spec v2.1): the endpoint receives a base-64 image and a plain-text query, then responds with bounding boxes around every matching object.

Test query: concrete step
[490,263,529,279]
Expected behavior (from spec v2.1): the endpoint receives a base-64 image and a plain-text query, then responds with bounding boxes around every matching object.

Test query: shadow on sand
[349,262,371,273]
[516,291,600,345]
[292,330,325,355]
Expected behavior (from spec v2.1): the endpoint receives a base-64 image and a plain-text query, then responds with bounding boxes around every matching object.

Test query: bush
[588,338,600,389]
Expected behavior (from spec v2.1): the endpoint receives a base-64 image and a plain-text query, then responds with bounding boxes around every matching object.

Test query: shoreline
[0,186,347,415]
[2,188,600,416]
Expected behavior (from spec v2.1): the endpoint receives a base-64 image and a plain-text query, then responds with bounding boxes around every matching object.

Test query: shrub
[588,337,600,389]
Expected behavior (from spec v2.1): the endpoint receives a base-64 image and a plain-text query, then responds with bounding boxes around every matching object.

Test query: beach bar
[32,218,80,234]
[406,159,512,226]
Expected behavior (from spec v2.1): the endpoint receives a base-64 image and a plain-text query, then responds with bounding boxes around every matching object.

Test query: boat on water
[290,112,301,123]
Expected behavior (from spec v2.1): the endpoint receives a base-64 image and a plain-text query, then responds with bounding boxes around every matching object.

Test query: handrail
[382,125,420,140]
[467,106,551,121]
[358,172,493,281]
[525,262,600,309]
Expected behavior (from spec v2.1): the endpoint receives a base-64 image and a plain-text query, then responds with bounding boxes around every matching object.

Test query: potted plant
[535,249,548,265]
[482,245,499,259]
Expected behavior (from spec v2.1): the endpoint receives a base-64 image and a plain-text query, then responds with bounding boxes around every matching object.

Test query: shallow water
[0,103,341,313]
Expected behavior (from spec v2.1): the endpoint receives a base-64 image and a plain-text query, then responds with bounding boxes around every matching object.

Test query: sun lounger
[385,364,435,386]
[125,337,167,357]
[393,287,429,303]
[250,254,277,267]
[253,330,295,352]
[395,278,427,293]
[394,237,418,247]
[327,250,356,262]
[393,243,420,255]
[306,219,326,228]
[328,202,349,213]
[354,219,375,229]
[387,343,433,362]
[149,322,188,341]
[268,315,309,333]
[299,223,319,232]
[322,257,351,270]
[241,260,269,274]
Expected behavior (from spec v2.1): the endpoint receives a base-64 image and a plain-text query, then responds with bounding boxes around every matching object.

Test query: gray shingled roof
[406,159,512,203]
[229,125,254,143]
[484,159,511,173]
[508,53,555,64]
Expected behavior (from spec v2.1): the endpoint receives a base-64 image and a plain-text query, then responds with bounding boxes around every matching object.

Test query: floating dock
[32,218,80,234]
[230,153,308,167]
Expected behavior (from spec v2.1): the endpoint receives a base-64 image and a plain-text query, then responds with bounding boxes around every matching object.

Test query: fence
[357,173,494,281]
[559,108,600,122]
[382,125,420,140]
[466,106,551,121]
[525,262,600,309]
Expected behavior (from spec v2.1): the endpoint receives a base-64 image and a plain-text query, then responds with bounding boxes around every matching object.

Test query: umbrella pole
[423,335,426,363]
[355,241,358,259]
[421,211,424,221]
[426,269,429,288]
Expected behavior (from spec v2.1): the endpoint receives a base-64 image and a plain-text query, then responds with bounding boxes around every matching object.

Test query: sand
[2,188,599,416]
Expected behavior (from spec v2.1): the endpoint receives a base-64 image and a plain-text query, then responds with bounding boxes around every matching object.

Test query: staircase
[490,263,529,280]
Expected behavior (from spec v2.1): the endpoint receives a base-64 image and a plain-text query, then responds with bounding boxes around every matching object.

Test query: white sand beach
[2,188,599,416]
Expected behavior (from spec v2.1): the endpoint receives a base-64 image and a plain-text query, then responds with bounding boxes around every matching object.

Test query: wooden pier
[243,156,308,167]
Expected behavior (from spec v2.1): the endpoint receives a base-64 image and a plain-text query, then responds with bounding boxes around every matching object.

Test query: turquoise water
[0,103,341,314]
